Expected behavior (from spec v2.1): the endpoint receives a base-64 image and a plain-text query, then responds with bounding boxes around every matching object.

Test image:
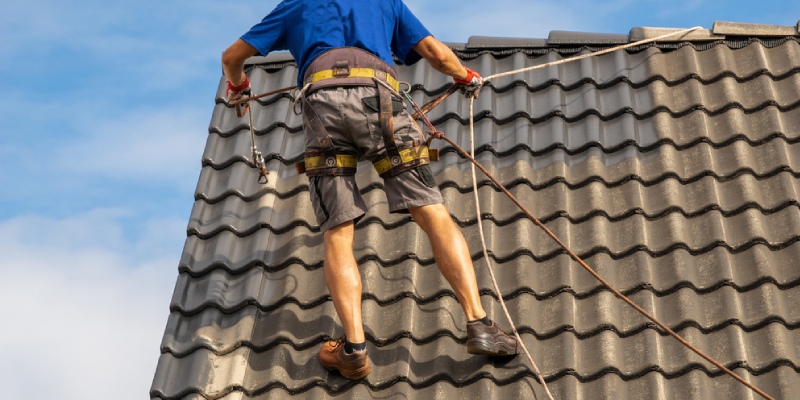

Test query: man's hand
[454,67,483,99]
[226,75,253,104]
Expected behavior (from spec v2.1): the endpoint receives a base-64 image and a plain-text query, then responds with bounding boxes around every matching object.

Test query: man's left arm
[412,36,467,79]
[222,39,259,101]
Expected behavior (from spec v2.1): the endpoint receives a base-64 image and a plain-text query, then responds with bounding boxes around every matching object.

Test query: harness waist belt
[298,47,432,178]
[307,67,399,92]
[303,47,399,93]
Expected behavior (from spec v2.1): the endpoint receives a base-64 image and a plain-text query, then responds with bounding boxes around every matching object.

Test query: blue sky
[0,1,797,399]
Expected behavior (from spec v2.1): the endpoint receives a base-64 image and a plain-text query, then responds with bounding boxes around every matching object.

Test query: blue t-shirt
[240,0,432,86]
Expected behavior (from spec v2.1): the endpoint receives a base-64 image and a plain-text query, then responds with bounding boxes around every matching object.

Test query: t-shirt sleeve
[239,3,291,56]
[392,2,432,65]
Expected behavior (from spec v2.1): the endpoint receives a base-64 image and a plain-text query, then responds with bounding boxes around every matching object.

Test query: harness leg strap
[378,84,403,169]
[299,95,357,176]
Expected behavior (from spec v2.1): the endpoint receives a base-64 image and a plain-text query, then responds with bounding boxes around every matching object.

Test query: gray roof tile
[153,24,800,400]
[713,21,799,37]
[467,36,549,49]
[547,30,629,45]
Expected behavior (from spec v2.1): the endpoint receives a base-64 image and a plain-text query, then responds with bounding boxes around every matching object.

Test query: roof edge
[244,52,295,67]
[713,21,799,37]
[463,20,800,50]
[629,27,723,42]
[548,30,628,45]
[238,20,800,64]
[466,36,548,49]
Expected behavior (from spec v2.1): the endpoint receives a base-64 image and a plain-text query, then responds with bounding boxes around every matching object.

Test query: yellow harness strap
[295,146,438,177]
[372,146,430,176]
[295,154,358,175]
[308,67,400,92]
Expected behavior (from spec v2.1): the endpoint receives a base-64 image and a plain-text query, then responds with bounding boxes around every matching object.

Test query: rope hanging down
[231,86,298,184]
[408,25,772,400]
[466,97,558,400]
[403,88,556,399]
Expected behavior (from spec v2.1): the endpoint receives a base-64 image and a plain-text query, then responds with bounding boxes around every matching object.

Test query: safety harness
[294,47,435,178]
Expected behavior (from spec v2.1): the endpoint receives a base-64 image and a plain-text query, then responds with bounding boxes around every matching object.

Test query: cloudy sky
[0,1,797,399]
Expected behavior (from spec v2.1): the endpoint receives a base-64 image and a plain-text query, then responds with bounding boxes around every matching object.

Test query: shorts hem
[319,208,366,233]
[389,196,444,214]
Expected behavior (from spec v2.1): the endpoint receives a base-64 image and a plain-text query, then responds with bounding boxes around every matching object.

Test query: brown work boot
[319,336,371,380]
[467,319,520,356]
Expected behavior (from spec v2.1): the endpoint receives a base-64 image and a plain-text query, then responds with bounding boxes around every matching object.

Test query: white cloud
[0,1,259,202]
[0,100,208,215]
[0,210,181,400]
[2,2,798,399]
[53,105,209,186]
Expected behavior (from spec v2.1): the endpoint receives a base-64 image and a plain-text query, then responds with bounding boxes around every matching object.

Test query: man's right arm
[412,36,468,80]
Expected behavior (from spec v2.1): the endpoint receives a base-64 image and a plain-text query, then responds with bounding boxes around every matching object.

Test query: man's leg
[323,220,365,343]
[409,203,487,321]
[318,220,372,379]
[409,203,520,357]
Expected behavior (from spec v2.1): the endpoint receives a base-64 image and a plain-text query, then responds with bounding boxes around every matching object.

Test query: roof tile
[153,26,800,400]
[713,21,799,37]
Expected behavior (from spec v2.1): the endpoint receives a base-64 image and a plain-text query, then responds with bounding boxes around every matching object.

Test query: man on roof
[222,0,518,380]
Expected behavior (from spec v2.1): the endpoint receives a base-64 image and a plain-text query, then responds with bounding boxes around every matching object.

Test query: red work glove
[226,75,252,104]
[454,67,483,99]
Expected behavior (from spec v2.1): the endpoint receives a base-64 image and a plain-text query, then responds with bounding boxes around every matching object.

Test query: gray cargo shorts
[303,85,443,233]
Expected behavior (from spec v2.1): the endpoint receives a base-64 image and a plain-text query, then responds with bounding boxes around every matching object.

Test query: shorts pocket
[361,96,405,114]
[416,165,437,188]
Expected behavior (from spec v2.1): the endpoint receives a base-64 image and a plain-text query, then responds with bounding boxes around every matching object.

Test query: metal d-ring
[398,81,411,94]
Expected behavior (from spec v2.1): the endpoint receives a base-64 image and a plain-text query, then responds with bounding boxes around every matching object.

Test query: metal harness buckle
[332,61,350,77]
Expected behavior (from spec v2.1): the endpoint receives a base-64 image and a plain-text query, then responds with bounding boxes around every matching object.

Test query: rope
[230,85,297,184]
[246,106,268,184]
[467,98,556,400]
[483,26,703,82]
[445,117,775,400]
[446,25,774,400]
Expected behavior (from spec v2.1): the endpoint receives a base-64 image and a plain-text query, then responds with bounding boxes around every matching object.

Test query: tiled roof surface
[152,22,800,399]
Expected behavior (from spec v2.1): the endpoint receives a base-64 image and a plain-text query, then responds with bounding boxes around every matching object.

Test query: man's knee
[409,203,452,231]
[324,220,355,247]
